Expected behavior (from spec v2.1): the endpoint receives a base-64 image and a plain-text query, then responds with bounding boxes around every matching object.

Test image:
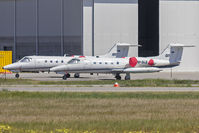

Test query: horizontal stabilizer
[116,43,141,47]
[101,42,141,58]
[169,43,195,47]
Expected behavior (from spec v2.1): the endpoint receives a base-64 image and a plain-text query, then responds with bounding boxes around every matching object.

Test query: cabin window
[50,60,53,63]
[99,62,102,64]
[111,62,113,64]
[117,62,119,64]
[56,61,58,63]
[93,62,96,64]
[61,60,64,63]
[45,60,47,63]
[105,62,107,64]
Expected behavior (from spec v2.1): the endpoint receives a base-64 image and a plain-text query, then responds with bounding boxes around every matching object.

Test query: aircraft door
[82,60,90,69]
[35,59,45,70]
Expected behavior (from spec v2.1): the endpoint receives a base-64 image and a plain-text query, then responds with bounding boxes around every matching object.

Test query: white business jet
[3,43,138,79]
[50,44,194,80]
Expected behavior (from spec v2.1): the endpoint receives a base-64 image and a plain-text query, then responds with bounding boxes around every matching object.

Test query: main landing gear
[62,73,70,80]
[15,73,20,78]
[115,73,131,80]
[125,73,131,80]
[74,73,80,78]
[115,73,121,80]
[62,73,80,80]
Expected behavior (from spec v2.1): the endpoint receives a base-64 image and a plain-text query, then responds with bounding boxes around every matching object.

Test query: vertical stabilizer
[156,43,194,65]
[101,43,140,58]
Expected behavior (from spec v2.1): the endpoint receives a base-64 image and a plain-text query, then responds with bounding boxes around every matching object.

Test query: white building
[160,0,199,71]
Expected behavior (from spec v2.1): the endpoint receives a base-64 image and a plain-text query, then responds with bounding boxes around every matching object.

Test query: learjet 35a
[50,44,194,80]
[3,43,138,78]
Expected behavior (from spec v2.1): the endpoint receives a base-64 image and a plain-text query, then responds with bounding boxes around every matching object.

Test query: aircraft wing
[112,67,162,73]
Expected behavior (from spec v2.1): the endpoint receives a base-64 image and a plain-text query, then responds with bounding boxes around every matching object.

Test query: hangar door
[160,0,199,71]
[94,0,138,57]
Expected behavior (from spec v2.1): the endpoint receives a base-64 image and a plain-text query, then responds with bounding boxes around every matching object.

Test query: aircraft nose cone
[3,65,8,70]
[3,63,21,70]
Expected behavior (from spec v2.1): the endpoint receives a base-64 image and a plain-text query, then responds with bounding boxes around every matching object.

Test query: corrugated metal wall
[0,0,83,61]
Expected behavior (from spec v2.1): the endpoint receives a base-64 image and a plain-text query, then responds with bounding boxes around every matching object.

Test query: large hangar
[0,0,199,71]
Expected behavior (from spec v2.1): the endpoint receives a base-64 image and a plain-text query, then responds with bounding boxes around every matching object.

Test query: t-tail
[155,43,195,66]
[100,43,141,58]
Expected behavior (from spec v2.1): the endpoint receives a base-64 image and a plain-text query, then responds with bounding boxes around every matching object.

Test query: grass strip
[1,78,199,87]
[1,92,199,133]
[1,91,199,99]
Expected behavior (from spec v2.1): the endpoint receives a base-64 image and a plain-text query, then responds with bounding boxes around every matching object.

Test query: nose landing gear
[62,73,70,80]
[15,73,19,78]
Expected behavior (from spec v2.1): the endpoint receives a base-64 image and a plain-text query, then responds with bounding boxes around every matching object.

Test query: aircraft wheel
[125,75,130,80]
[115,74,121,80]
[66,73,70,78]
[15,73,19,78]
[125,73,131,80]
[62,75,67,80]
[74,73,80,78]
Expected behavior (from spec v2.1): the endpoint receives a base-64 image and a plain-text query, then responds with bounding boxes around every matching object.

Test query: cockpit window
[20,57,32,62]
[68,59,80,64]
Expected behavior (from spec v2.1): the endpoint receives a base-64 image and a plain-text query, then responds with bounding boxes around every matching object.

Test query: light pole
[13,0,16,62]
[36,0,39,55]
[61,0,64,56]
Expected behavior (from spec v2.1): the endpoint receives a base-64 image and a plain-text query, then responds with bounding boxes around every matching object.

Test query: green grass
[1,92,199,132]
[1,78,199,87]
[1,91,199,99]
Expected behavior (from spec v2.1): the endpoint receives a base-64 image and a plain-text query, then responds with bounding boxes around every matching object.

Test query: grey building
[0,0,83,61]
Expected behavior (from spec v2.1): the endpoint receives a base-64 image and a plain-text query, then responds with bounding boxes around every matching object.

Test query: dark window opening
[138,0,159,57]
[3,46,12,51]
